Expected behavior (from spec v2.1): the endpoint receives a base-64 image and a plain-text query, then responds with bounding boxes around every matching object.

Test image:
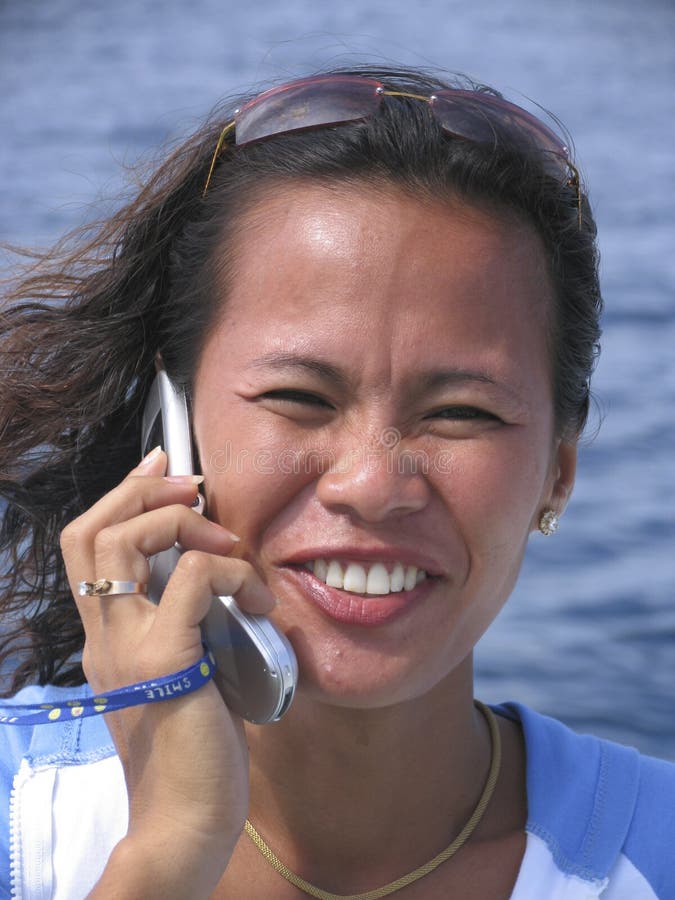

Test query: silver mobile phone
[140,363,297,724]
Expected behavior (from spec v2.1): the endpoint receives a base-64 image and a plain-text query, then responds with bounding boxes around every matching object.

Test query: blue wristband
[0,648,216,726]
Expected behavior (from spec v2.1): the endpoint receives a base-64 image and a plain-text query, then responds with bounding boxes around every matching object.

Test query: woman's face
[192,183,575,708]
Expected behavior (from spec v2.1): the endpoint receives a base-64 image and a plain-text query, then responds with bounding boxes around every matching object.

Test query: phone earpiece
[192,493,205,512]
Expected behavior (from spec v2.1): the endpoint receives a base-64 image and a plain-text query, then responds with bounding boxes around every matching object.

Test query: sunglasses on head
[203,74,581,222]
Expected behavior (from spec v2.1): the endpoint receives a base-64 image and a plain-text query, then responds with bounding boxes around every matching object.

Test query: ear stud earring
[539,509,560,536]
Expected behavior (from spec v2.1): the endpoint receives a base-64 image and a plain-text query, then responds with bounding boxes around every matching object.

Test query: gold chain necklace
[245,700,501,900]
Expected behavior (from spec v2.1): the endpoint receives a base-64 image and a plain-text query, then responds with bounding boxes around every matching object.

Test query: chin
[290,639,456,711]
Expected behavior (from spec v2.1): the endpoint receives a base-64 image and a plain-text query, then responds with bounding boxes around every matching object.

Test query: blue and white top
[0,688,673,899]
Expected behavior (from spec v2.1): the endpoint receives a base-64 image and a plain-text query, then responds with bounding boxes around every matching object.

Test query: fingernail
[207,520,240,541]
[164,475,205,485]
[139,445,163,467]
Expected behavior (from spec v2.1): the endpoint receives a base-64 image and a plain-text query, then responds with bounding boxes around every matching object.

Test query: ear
[546,438,577,516]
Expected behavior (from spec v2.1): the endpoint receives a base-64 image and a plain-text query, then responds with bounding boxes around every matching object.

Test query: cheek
[199,425,317,548]
[432,431,552,545]
[202,457,285,533]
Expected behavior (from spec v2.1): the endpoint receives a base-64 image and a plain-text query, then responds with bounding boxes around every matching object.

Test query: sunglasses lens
[236,76,383,145]
[431,90,569,178]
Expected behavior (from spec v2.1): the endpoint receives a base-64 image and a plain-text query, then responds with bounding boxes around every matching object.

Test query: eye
[259,389,334,409]
[423,405,506,436]
[429,405,501,422]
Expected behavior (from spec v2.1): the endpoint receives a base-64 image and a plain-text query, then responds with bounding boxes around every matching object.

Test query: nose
[315,430,431,524]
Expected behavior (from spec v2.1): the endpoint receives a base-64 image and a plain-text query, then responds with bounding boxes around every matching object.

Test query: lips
[277,548,443,627]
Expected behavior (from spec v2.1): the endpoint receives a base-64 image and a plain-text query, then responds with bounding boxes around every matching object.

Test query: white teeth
[325,560,344,588]
[366,563,389,595]
[305,558,428,596]
[404,566,418,591]
[390,562,405,592]
[343,562,367,593]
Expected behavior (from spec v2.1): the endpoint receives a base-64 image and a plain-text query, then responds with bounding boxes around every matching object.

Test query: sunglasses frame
[202,74,581,225]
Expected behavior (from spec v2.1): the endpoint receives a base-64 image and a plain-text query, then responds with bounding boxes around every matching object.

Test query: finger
[145,553,276,679]
[83,554,274,686]
[92,504,237,582]
[61,475,237,593]
[61,476,198,584]
[63,475,204,562]
[130,445,168,476]
[72,505,237,625]
[158,551,277,629]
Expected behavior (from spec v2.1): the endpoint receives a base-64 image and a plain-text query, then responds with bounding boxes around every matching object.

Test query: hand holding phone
[141,363,297,724]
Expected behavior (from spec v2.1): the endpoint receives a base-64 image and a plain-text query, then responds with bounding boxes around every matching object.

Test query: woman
[0,67,673,899]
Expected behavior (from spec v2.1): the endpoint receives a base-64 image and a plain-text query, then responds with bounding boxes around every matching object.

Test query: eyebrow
[248,352,351,391]
[248,352,527,412]
[413,370,498,391]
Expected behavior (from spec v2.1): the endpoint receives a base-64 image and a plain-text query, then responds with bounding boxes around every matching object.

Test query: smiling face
[192,182,575,708]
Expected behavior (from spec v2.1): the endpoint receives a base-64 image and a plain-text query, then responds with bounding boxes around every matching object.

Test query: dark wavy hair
[0,65,602,691]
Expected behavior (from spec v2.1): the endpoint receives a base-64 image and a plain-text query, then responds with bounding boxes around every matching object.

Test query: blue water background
[1,0,673,758]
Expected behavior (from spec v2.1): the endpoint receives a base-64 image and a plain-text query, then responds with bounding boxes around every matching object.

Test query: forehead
[224,182,549,298]
[205,182,554,392]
